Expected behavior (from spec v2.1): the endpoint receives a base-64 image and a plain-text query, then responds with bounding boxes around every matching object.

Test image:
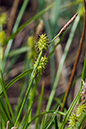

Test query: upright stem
[14,50,43,126]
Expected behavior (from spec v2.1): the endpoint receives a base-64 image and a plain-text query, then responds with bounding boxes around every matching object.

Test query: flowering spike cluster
[0,13,7,26]
[27,36,35,48]
[68,113,78,128]
[68,103,86,128]
[76,103,86,118]
[27,36,37,61]
[34,56,48,74]
[38,56,48,74]
[0,13,7,46]
[37,34,49,51]
[0,31,6,45]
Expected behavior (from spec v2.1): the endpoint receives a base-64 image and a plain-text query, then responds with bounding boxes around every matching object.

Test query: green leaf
[0,68,32,97]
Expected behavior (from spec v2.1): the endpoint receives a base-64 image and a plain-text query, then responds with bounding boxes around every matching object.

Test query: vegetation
[0,0,86,128]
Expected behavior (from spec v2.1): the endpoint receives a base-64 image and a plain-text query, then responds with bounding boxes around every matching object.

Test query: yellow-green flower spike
[0,13,7,26]
[68,113,78,128]
[79,6,84,17]
[0,47,3,60]
[68,103,86,128]
[37,56,48,74]
[0,31,6,45]
[27,36,37,61]
[27,36,35,48]
[33,56,48,74]
[37,34,49,51]
[76,103,86,118]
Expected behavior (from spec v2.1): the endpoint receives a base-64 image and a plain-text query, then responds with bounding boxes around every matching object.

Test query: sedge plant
[0,0,86,129]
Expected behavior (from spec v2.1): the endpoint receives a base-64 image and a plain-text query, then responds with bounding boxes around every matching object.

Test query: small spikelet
[0,13,7,26]
[37,56,48,74]
[68,103,86,128]
[37,34,49,51]
[76,103,86,118]
[68,80,86,128]
[68,113,78,128]
[27,36,37,61]
[33,56,48,74]
[0,31,6,45]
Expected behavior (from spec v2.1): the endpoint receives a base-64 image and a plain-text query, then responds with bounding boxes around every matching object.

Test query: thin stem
[50,12,78,43]
[36,81,44,129]
[14,50,43,126]
[26,108,65,128]
[54,115,58,129]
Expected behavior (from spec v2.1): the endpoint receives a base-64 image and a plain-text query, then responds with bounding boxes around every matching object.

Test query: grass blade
[36,82,44,129]
[14,50,43,126]
[0,71,15,123]
[9,47,29,57]
[2,0,30,72]
[54,115,58,129]
[0,68,32,97]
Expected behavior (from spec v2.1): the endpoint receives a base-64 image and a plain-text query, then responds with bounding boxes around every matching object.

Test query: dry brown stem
[7,0,20,37]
